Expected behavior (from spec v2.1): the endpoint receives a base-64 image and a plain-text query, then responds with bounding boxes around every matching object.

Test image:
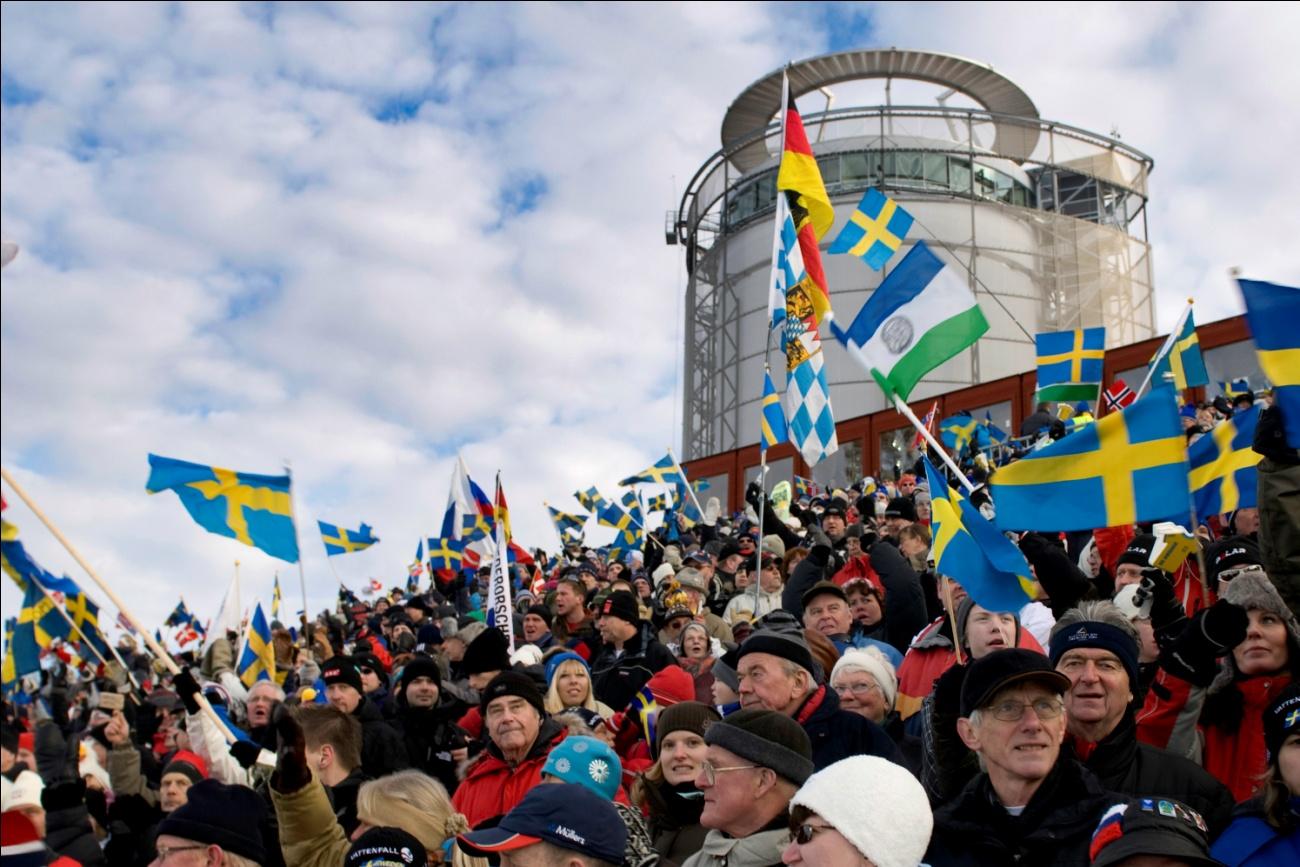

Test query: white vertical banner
[487,475,515,651]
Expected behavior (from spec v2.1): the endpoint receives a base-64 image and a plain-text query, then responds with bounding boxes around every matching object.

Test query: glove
[41,779,87,813]
[270,705,311,794]
[229,740,263,770]
[173,668,202,716]
[745,482,765,511]
[1135,569,1186,641]
[1160,601,1249,687]
[1201,599,1249,652]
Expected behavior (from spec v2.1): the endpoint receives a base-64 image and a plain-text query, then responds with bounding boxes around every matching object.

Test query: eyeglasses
[1217,564,1265,584]
[699,760,757,786]
[984,697,1064,722]
[154,845,206,861]
[833,681,880,697]
[791,823,833,845]
[359,667,376,676]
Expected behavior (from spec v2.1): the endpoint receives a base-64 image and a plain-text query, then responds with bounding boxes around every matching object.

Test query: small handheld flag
[827,188,913,270]
[236,602,278,687]
[760,369,788,454]
[1189,405,1263,517]
[1235,279,1299,448]
[1218,378,1251,399]
[1102,379,1137,413]
[1035,328,1105,403]
[318,521,378,557]
[619,454,683,487]
[1148,311,1208,391]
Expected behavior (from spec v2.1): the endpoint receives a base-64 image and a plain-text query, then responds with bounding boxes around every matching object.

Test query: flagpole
[0,467,239,745]
[892,395,978,492]
[25,573,137,698]
[1135,298,1195,399]
[283,462,313,645]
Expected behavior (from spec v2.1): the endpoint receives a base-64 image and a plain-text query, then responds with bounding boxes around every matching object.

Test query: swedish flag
[1189,406,1263,517]
[236,602,278,687]
[2,519,79,595]
[923,457,1036,613]
[318,521,378,556]
[984,411,1009,444]
[146,454,299,563]
[59,578,112,661]
[939,414,987,456]
[1219,378,1251,399]
[1036,327,1105,402]
[620,491,645,529]
[1149,311,1208,391]
[990,387,1190,531]
[426,536,464,572]
[547,505,587,540]
[272,575,283,618]
[1236,278,1300,448]
[827,188,913,271]
[619,454,683,487]
[644,493,670,513]
[2,618,20,697]
[14,581,72,677]
[598,499,637,533]
[760,369,788,455]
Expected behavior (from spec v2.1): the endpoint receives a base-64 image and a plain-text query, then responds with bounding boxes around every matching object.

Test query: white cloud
[2,2,1295,635]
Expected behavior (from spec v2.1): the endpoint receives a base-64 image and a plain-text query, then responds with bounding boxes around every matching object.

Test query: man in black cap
[926,648,1119,866]
[1113,534,1158,591]
[155,779,269,866]
[522,604,556,650]
[460,626,512,691]
[684,709,814,867]
[321,656,407,778]
[799,581,902,665]
[401,595,442,648]
[452,671,569,828]
[392,655,469,796]
[735,629,900,770]
[820,501,848,544]
[713,540,744,602]
[880,496,917,539]
[458,783,627,867]
[589,590,675,711]
[1049,602,1234,836]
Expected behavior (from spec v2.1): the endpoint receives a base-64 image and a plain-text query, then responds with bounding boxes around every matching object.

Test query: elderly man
[1048,601,1235,836]
[243,680,283,746]
[682,709,814,867]
[153,779,269,866]
[589,591,675,711]
[320,656,407,778]
[926,649,1118,866]
[458,783,627,867]
[452,671,569,827]
[799,581,902,666]
[735,630,900,770]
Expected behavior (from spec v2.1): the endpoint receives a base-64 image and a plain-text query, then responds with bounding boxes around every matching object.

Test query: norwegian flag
[913,401,939,448]
[529,566,546,597]
[1103,379,1137,413]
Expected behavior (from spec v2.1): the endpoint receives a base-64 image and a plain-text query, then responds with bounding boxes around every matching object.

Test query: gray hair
[248,680,286,701]
[1050,600,1139,644]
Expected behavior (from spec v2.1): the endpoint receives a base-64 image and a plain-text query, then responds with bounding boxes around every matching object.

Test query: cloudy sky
[3,2,1297,637]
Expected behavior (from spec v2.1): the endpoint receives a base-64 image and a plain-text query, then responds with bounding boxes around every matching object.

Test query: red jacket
[1200,673,1292,803]
[896,617,1044,720]
[452,719,567,827]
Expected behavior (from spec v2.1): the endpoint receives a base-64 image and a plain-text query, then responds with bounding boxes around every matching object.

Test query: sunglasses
[1217,564,1265,584]
[790,823,833,845]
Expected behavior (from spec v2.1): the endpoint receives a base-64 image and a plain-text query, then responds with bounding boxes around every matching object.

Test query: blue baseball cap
[542,736,622,801]
[457,783,627,863]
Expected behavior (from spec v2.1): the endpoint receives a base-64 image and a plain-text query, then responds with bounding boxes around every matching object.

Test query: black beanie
[346,826,427,867]
[0,725,18,755]
[655,701,721,756]
[1117,534,1157,569]
[704,708,814,785]
[525,604,554,628]
[399,656,442,693]
[321,656,364,694]
[479,670,546,717]
[462,627,512,676]
[156,779,268,863]
[599,590,640,626]
[737,629,816,677]
[1204,535,1262,584]
[1264,682,1300,763]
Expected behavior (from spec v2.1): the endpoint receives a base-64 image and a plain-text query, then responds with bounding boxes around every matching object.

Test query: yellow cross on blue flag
[1036,327,1105,402]
[574,487,606,514]
[1149,311,1208,391]
[619,454,683,487]
[13,580,73,677]
[939,414,988,456]
[318,521,378,556]
[923,456,1036,613]
[827,188,913,270]
[236,602,278,687]
[989,386,1190,531]
[1189,405,1263,517]
[760,369,788,455]
[1218,378,1251,399]
[271,574,282,618]
[1236,278,1300,448]
[426,536,465,572]
[146,454,299,562]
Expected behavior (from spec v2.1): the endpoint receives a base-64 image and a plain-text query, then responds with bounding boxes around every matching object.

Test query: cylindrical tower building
[673,49,1156,481]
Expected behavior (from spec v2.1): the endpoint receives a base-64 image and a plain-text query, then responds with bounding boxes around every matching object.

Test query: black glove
[1160,601,1249,687]
[172,669,202,716]
[270,705,311,794]
[1201,599,1249,651]
[807,541,832,569]
[1135,569,1186,643]
[41,779,86,813]
[229,740,263,770]
[745,482,765,511]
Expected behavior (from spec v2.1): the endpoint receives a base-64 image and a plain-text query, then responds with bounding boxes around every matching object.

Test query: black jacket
[795,685,904,771]
[1067,712,1236,837]
[351,695,409,779]
[926,757,1118,867]
[394,693,470,796]
[326,767,369,837]
[865,541,929,654]
[590,622,676,712]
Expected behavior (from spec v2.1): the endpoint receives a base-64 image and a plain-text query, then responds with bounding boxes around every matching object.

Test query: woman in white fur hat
[781,755,932,867]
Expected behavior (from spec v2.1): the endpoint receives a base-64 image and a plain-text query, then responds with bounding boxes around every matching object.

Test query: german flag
[776,92,834,322]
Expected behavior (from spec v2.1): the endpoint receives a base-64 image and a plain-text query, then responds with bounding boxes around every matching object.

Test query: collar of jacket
[794,684,829,726]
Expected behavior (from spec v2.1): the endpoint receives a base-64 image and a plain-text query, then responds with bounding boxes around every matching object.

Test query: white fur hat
[79,742,112,792]
[790,755,932,867]
[652,562,676,587]
[0,769,44,812]
[830,646,898,711]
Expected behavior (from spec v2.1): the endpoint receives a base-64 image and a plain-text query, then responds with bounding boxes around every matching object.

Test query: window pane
[842,152,873,184]
[878,428,922,482]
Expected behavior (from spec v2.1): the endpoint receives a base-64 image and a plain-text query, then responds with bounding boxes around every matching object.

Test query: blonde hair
[543,658,597,714]
[357,770,470,854]
[222,854,260,867]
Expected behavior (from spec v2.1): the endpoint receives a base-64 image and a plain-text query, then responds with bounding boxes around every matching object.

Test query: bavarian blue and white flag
[768,193,803,331]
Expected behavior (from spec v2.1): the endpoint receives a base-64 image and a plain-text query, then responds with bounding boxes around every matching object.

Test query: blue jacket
[1211,799,1300,867]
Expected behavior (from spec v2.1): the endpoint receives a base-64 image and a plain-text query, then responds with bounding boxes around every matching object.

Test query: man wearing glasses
[151,779,268,865]
[683,709,814,867]
[925,649,1120,866]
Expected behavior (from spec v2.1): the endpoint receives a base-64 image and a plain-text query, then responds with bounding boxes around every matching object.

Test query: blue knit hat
[541,736,622,801]
[544,650,588,685]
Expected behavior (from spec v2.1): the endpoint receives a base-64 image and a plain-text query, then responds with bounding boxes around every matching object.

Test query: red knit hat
[161,749,208,784]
